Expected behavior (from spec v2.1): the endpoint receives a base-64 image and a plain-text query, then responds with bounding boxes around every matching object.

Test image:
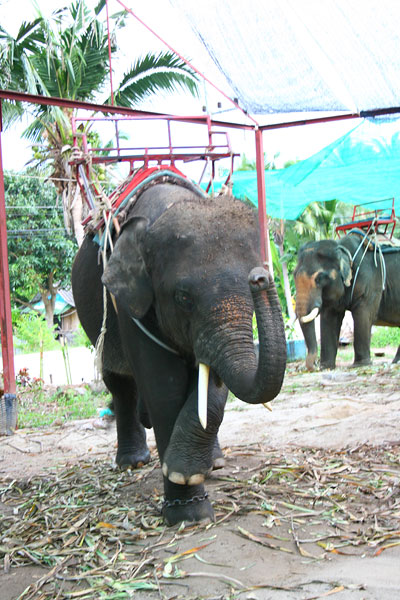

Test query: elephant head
[294,239,352,370]
[102,196,287,410]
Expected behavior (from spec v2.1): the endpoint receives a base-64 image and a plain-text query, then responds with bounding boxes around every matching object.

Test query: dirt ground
[1,351,399,600]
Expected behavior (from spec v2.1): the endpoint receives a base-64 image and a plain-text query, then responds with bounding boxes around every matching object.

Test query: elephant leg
[146,370,226,526]
[115,314,221,526]
[320,310,343,369]
[162,375,227,485]
[161,386,226,527]
[352,309,373,366]
[102,369,150,469]
[300,320,319,371]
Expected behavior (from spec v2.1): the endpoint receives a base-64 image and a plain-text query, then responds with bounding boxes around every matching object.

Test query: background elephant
[72,182,287,525]
[294,231,400,370]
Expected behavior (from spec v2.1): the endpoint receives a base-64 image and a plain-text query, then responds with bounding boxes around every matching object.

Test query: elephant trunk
[295,273,320,371]
[203,267,287,405]
[299,319,318,371]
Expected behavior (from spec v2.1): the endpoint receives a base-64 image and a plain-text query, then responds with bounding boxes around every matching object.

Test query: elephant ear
[337,245,353,287]
[101,217,153,318]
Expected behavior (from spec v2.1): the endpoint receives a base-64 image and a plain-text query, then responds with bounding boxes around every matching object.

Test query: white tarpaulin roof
[166,0,400,115]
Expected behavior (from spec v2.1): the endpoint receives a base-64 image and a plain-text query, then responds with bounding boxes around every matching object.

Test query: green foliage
[5,170,77,305]
[237,152,280,171]
[13,312,59,353]
[290,199,354,242]
[71,323,94,350]
[371,327,400,348]
[0,0,198,142]
[17,384,110,428]
[252,313,258,340]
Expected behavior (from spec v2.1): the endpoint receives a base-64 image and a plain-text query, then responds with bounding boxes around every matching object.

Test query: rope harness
[342,220,398,301]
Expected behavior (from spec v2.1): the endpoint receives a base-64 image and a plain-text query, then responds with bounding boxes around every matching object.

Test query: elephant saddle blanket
[82,165,206,247]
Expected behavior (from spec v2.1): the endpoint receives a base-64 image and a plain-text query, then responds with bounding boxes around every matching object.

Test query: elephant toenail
[120,464,132,471]
[162,462,168,477]
[169,472,186,485]
[188,473,205,485]
[213,457,226,469]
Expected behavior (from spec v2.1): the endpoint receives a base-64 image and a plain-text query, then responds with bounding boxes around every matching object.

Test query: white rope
[350,220,387,300]
[94,208,114,377]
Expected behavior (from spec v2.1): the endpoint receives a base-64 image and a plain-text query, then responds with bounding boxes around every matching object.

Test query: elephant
[294,230,400,370]
[71,180,287,526]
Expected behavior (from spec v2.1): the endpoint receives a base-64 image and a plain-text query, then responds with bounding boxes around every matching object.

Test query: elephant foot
[162,436,225,486]
[162,440,225,485]
[352,358,372,367]
[212,437,225,470]
[162,481,214,526]
[116,444,151,470]
[162,435,225,485]
[306,352,318,371]
[162,461,209,485]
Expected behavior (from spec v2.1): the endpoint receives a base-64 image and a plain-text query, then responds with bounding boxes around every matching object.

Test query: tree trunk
[41,272,58,330]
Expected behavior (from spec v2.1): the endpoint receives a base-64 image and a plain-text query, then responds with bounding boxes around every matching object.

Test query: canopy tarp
[169,0,400,115]
[223,118,400,220]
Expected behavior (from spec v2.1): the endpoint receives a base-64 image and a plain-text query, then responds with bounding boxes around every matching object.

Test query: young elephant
[72,183,287,526]
[294,232,400,370]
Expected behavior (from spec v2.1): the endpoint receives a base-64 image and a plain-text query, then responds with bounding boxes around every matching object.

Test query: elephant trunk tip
[248,267,273,291]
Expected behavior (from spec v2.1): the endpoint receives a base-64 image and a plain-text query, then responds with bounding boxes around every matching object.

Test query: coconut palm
[0,0,199,245]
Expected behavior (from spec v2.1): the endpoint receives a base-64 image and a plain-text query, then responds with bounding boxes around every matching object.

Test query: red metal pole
[255,127,271,271]
[0,102,16,396]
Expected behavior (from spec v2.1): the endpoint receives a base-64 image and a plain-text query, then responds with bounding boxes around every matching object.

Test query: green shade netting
[217,118,400,220]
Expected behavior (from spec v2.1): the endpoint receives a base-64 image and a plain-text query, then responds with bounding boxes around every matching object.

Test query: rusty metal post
[255,127,272,274]
[0,101,17,434]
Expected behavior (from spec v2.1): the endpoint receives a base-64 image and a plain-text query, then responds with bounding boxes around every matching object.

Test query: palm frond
[111,51,198,107]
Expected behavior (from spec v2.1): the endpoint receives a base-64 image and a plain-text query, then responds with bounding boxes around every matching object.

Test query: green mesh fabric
[214,118,400,220]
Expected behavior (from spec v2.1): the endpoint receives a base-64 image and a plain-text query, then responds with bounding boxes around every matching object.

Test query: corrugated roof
[58,289,75,307]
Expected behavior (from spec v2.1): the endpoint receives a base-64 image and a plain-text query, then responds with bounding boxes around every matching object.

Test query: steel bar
[0,101,16,395]
[255,127,270,271]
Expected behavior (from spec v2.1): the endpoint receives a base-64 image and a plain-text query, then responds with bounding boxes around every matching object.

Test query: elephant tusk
[300,307,320,323]
[198,363,209,429]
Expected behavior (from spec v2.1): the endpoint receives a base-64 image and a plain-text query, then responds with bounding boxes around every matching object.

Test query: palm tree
[292,199,354,241]
[0,0,199,245]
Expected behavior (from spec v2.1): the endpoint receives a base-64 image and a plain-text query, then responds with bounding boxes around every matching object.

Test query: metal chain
[161,492,209,510]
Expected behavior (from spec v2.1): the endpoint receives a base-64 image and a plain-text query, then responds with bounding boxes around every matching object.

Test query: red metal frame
[70,113,239,213]
[0,0,398,426]
[1,85,400,405]
[336,198,396,238]
[0,104,16,395]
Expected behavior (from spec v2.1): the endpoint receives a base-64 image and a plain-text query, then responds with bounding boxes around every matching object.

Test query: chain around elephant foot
[162,480,214,526]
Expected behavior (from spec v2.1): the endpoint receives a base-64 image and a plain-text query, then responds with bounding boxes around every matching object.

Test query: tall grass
[371,326,400,348]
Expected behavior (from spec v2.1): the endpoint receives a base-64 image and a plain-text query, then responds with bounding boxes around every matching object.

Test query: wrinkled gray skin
[72,184,287,525]
[294,233,400,370]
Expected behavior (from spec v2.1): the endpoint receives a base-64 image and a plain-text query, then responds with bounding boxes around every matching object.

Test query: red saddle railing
[335,198,396,239]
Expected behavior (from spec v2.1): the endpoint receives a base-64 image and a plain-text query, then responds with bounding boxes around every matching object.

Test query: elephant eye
[315,272,330,286]
[174,289,194,312]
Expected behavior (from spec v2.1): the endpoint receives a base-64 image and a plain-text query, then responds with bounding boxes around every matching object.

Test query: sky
[0,0,361,175]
